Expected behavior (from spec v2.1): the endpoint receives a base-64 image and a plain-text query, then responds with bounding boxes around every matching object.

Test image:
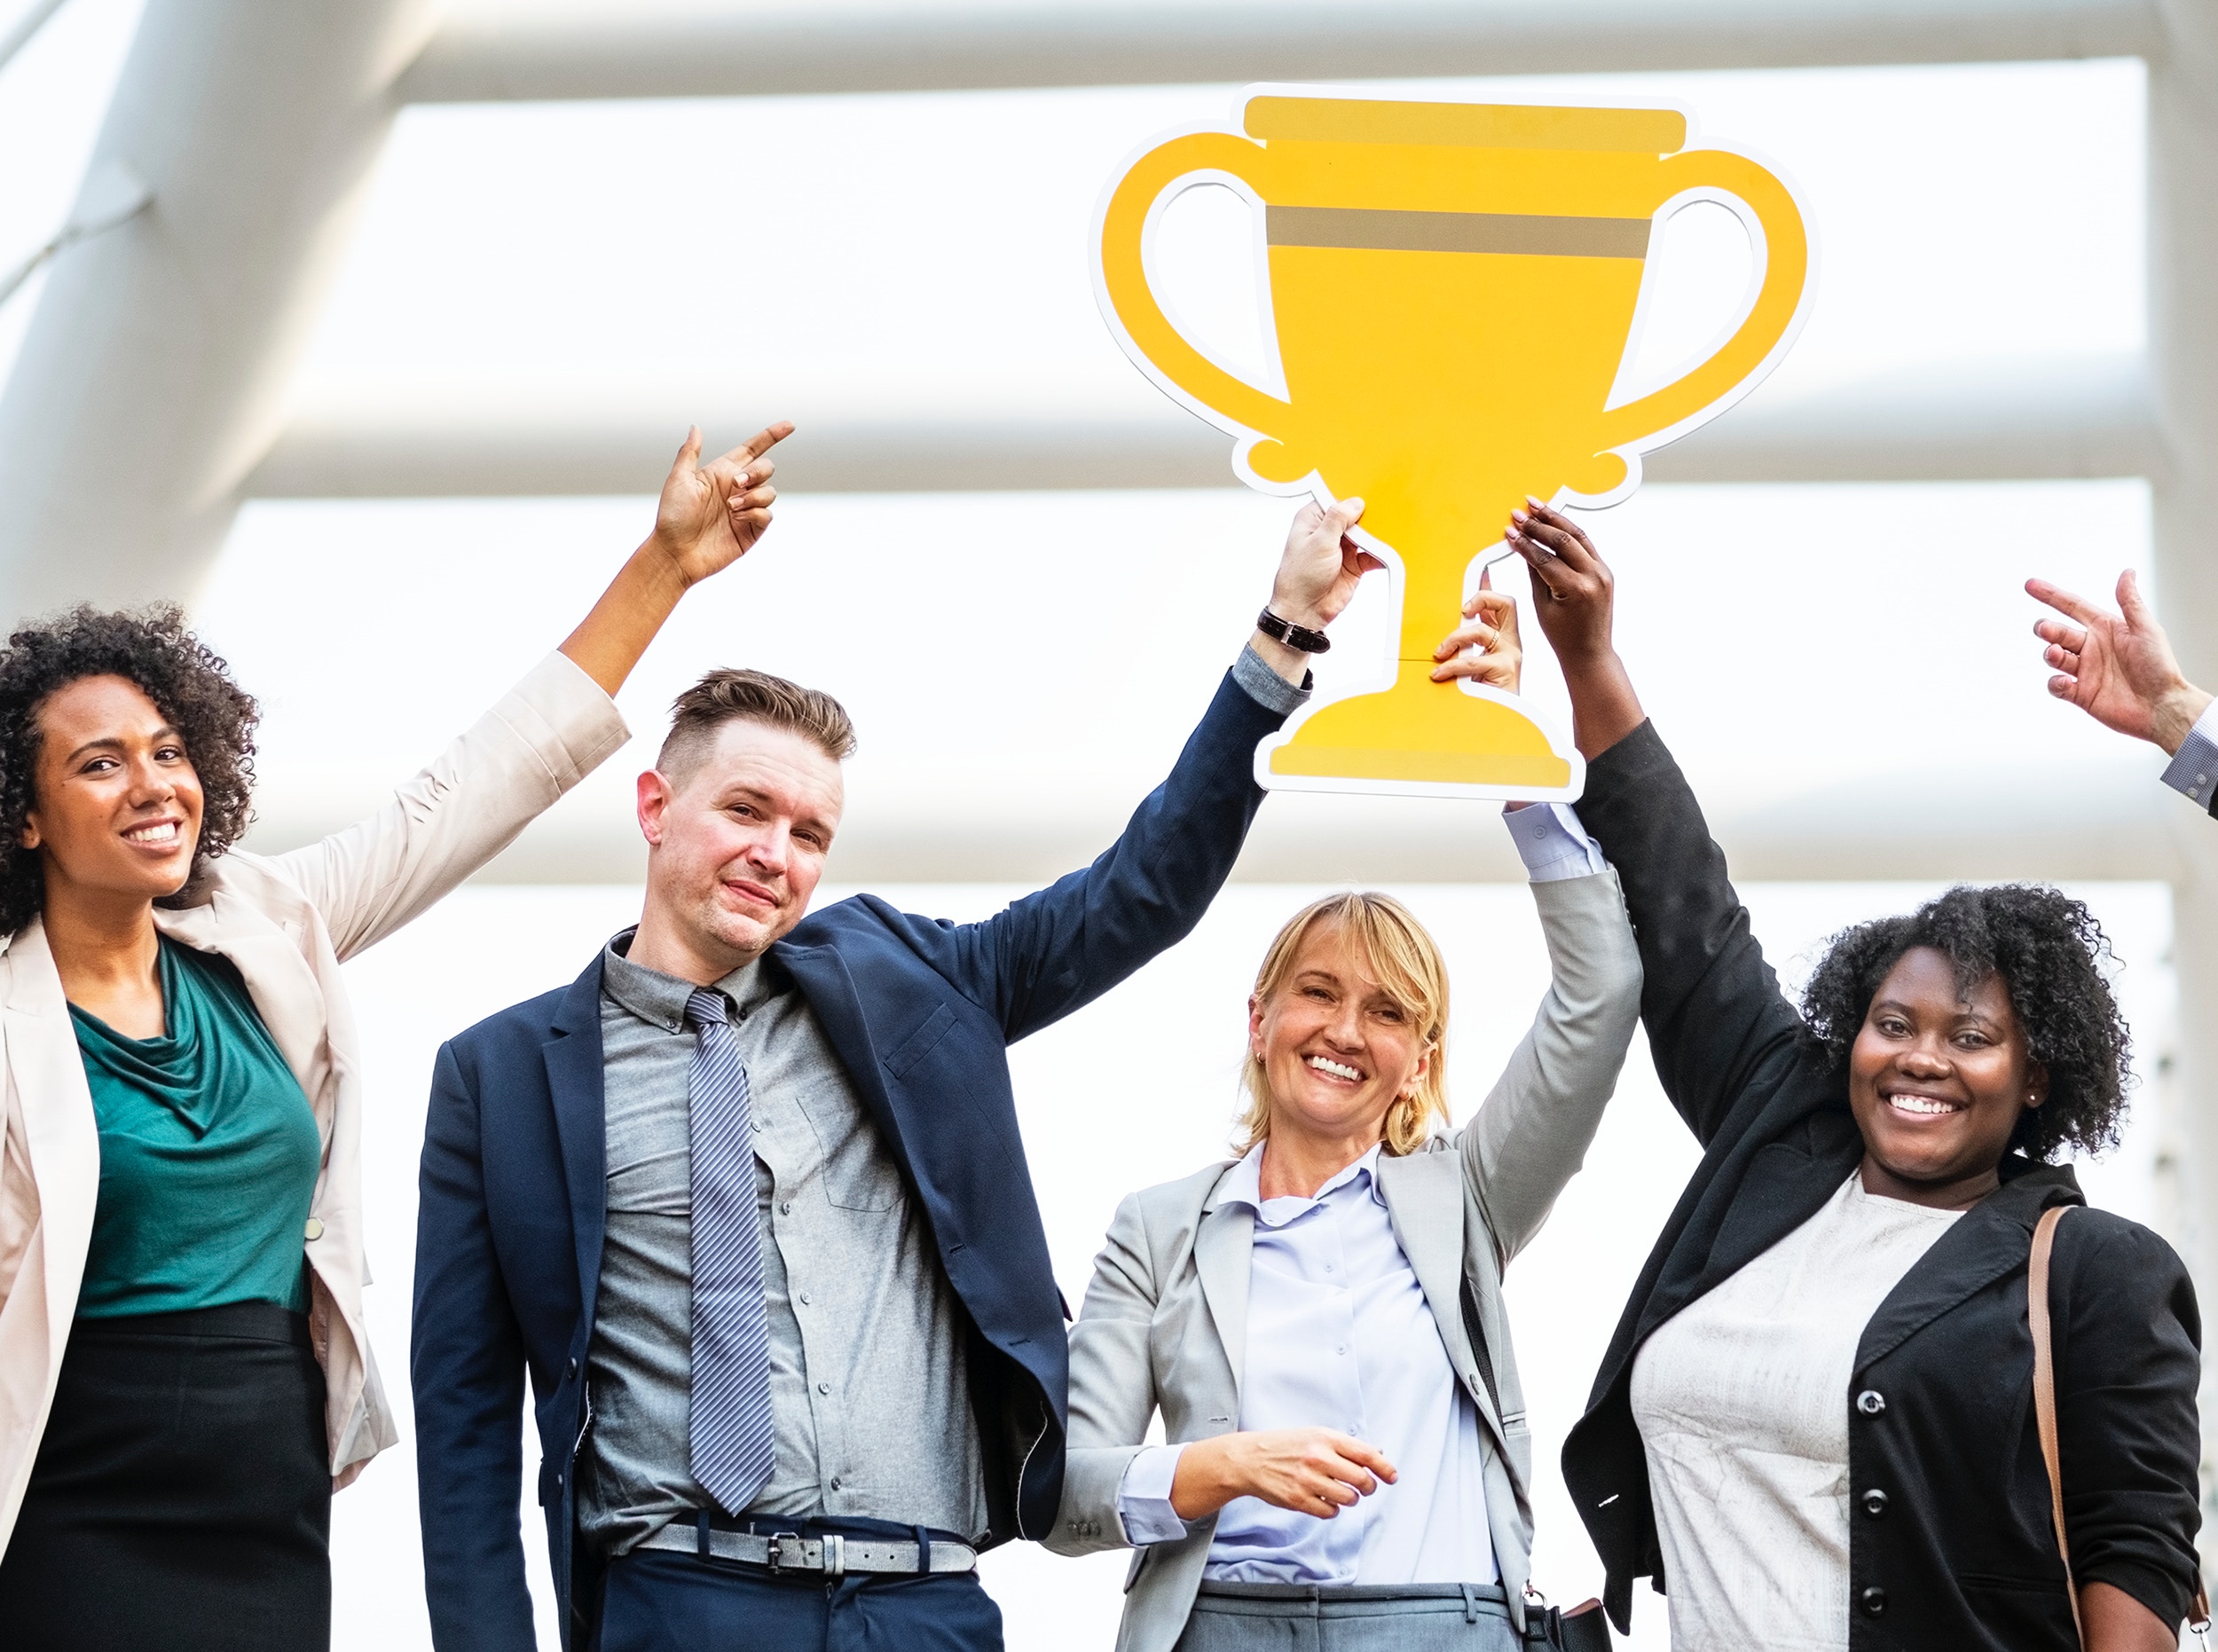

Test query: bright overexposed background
[0,4,2178,1648]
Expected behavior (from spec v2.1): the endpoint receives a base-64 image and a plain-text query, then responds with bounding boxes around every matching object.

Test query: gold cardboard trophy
[1096,90,1812,799]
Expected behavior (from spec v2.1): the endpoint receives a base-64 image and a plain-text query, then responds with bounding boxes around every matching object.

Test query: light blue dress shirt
[1111,801,1605,1583]
[1119,1144,1498,1585]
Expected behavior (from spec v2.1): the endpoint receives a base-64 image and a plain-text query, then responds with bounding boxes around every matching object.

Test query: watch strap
[1256,609,1331,654]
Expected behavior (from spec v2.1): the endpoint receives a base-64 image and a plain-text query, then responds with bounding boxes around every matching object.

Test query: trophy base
[1263,667,1576,793]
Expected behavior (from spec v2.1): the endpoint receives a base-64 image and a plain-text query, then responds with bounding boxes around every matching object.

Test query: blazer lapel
[1641,1126,1862,1341]
[544,956,610,1324]
[1,923,100,1357]
[1377,1149,1506,1440]
[1193,1184,1255,1398]
[1855,1167,2077,1370]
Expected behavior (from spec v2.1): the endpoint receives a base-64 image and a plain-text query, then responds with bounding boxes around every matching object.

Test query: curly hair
[0,606,258,936]
[1798,884,2130,1162]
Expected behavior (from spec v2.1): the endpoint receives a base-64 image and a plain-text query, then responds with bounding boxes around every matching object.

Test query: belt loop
[696,1510,712,1562]
[913,1525,932,1575]
[825,1534,846,1578]
[1461,1583,1479,1624]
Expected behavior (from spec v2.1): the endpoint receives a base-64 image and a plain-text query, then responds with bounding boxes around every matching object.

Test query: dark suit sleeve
[412,1040,538,1652]
[1577,720,1808,1147]
[904,667,1286,1042]
[2056,1215,2204,1628]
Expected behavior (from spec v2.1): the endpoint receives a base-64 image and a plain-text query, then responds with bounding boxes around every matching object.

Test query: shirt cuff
[2159,701,2218,812]
[1231,644,1314,718]
[1503,801,1608,882]
[1116,1443,1191,1546]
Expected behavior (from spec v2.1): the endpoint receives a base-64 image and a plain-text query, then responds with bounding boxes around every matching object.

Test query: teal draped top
[70,938,323,1318]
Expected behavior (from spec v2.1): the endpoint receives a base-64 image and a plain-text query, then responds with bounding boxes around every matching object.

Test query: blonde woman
[1050,596,1642,1651]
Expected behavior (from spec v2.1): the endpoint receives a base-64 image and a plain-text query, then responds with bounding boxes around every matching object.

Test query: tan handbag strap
[2030,1205,2085,1648]
[2032,1204,2214,1646]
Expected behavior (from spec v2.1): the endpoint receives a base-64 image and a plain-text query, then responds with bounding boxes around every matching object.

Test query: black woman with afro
[1483,500,2200,1652]
[0,424,790,1652]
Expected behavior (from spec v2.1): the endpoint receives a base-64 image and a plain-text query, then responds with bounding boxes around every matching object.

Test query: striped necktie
[684,987,775,1514]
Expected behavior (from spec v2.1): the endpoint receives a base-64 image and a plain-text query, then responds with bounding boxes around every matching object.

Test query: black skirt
[0,1301,331,1652]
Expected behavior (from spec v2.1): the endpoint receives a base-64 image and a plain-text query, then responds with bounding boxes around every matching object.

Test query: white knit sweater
[1631,1173,1963,1651]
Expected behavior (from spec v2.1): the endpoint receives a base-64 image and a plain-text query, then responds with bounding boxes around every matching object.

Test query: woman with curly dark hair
[1489,500,2201,1652]
[0,424,789,1652]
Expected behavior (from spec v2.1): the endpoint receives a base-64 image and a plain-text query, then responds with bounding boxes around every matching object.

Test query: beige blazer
[1048,869,1642,1652]
[0,651,629,1554]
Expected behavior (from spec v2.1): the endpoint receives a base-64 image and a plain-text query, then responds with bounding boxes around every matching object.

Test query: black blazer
[1562,721,2202,1648]
[408,669,1291,1652]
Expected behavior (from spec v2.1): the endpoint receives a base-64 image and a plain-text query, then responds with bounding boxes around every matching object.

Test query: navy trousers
[595,1518,1003,1652]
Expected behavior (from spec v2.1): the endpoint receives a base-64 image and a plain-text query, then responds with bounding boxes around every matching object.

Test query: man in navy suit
[411,497,1387,1652]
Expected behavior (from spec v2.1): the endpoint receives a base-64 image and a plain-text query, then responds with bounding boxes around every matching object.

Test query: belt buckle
[765,1531,808,1575]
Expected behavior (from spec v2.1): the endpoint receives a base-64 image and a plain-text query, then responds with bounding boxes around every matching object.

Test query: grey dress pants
[1172,1581,1524,1652]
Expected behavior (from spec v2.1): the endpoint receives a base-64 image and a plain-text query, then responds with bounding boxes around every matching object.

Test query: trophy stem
[1263,535,1573,792]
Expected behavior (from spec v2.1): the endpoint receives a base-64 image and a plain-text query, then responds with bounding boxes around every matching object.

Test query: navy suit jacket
[410,670,1288,1651]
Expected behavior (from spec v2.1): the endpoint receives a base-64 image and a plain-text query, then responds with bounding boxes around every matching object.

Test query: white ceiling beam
[401,0,2162,105]
[0,0,438,621]
[239,753,2189,886]
[247,352,2159,500]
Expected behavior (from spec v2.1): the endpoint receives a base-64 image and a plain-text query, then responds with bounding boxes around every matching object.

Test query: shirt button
[818,1381,831,1395]
[1861,1488,1889,1518]
[752,1118,765,1132]
[780,1200,793,1215]
[303,1218,325,1241]
[1856,1389,1885,1416]
[1860,1586,1887,1617]
[1323,1263,1333,1274]
[830,1476,843,1491]
[1336,1345,1348,1356]
[799,1292,813,1305]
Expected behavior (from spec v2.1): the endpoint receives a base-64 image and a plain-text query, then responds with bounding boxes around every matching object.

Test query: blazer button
[1861,1488,1889,1518]
[1855,1388,1885,1416]
[566,1358,578,1381]
[1860,1586,1887,1617]
[303,1217,325,1241]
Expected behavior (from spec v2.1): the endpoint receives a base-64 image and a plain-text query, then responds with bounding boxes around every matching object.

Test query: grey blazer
[1046,868,1642,1651]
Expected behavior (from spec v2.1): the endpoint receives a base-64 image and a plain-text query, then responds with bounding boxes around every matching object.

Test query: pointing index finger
[2025,577,2102,625]
[720,421,796,468]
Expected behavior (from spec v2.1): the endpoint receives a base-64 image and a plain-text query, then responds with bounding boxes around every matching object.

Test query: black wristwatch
[1256,609,1331,654]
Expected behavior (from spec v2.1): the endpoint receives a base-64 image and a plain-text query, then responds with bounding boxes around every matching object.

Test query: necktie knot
[686,987,732,1030]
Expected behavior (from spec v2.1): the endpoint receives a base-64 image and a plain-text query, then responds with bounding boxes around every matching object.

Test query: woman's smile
[1303,1053,1365,1085]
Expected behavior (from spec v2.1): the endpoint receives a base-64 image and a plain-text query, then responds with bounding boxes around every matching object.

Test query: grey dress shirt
[577,934,988,1555]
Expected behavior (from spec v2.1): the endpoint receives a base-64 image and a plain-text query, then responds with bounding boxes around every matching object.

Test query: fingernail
[1510,509,1527,524]
[1526,493,1544,507]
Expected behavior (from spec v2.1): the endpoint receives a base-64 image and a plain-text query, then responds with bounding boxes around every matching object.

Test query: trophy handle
[1593,148,1811,452]
[1097,131,1300,447]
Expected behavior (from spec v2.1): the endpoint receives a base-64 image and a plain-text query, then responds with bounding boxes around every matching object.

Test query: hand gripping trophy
[1096,90,1812,799]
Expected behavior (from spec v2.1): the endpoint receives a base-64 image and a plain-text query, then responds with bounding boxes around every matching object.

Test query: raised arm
[1462,861,1643,1267]
[885,500,1381,1041]
[2029,571,2218,822]
[273,424,789,958]
[1503,500,1804,1146]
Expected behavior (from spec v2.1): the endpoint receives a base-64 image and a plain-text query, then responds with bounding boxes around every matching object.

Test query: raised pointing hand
[2027,570,2211,754]
[651,421,794,586]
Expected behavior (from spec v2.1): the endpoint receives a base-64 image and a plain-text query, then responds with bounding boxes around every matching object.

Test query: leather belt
[637,1524,979,1577]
